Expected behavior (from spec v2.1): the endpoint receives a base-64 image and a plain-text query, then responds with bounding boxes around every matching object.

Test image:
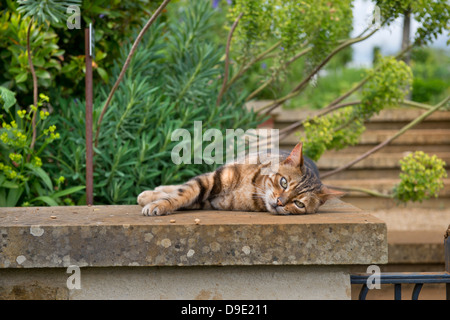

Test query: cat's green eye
[280,177,288,189]
[294,200,305,208]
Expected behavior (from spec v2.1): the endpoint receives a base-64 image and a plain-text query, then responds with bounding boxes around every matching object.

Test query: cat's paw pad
[142,202,171,216]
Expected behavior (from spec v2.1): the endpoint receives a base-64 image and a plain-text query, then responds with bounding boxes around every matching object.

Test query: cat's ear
[283,142,304,169]
[318,186,345,205]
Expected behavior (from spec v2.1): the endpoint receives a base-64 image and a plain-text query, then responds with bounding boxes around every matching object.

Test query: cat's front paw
[137,190,166,207]
[142,201,172,216]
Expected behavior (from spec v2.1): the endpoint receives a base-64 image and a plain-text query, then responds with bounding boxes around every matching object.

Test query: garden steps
[267,106,450,123]
[280,129,450,149]
[314,144,447,154]
[315,151,450,170]
[350,208,450,300]
[369,207,450,265]
[324,178,450,197]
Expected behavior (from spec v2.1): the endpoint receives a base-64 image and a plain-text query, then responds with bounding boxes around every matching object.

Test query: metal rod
[85,27,94,205]
[394,284,402,300]
[358,284,369,300]
[445,225,449,300]
[411,283,423,300]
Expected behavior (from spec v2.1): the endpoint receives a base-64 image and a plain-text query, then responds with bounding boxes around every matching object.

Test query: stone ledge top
[0,199,387,268]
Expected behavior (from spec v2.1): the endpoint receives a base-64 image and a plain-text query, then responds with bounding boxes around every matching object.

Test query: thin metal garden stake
[85,25,94,205]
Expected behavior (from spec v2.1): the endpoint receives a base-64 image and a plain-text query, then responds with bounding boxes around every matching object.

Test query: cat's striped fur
[138,142,343,216]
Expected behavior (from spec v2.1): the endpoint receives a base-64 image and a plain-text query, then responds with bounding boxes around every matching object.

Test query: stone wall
[0,199,387,300]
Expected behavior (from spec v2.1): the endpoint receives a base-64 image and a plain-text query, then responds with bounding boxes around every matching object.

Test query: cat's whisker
[251,196,266,200]
[252,192,266,197]
[251,192,266,196]
[253,185,265,191]
[253,187,267,195]
[252,190,265,194]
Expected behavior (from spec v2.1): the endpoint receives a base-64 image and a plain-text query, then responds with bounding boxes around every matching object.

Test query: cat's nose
[276,197,284,207]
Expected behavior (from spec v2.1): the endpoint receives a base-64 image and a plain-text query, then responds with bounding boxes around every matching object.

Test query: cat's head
[263,142,344,215]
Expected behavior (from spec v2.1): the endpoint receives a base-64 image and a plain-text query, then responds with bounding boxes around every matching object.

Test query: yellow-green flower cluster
[39,93,50,103]
[9,153,22,163]
[2,120,17,129]
[44,125,56,134]
[43,124,60,142]
[32,156,42,167]
[40,110,50,120]
[17,110,27,118]
[0,162,17,179]
[0,162,25,181]
[301,107,365,161]
[394,151,448,203]
[1,120,27,148]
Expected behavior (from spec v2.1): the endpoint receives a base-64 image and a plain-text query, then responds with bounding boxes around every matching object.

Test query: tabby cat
[138,142,343,216]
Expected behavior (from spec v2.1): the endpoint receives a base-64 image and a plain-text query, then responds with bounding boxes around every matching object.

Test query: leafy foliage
[0,12,64,97]
[410,0,450,46]
[393,151,447,203]
[0,0,164,104]
[375,0,449,46]
[300,56,412,161]
[46,1,262,204]
[410,47,450,104]
[17,0,81,26]
[228,0,353,77]
[358,56,413,118]
[302,108,365,161]
[0,89,84,206]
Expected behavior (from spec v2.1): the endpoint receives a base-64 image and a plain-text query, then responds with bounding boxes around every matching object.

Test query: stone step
[280,144,449,155]
[368,108,450,122]
[315,152,450,170]
[358,129,450,145]
[360,208,450,264]
[281,129,450,147]
[273,121,450,132]
[320,167,449,180]
[344,196,450,210]
[264,106,450,123]
[324,178,450,197]
[274,119,450,131]
[362,121,450,130]
[319,169,402,180]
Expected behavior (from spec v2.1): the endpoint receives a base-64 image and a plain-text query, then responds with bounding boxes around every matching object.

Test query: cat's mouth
[269,202,278,212]
[267,201,288,215]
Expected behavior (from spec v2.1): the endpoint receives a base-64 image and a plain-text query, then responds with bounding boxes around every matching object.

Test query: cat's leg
[154,185,178,193]
[137,185,181,207]
[142,173,215,216]
[137,190,167,206]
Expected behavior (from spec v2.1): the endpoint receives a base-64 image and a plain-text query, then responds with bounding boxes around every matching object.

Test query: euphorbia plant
[0,88,84,206]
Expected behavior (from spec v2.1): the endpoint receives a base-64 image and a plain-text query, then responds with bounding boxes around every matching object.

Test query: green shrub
[46,1,262,205]
[412,77,448,103]
[394,151,447,203]
[410,47,450,104]
[0,1,164,105]
[0,88,84,206]
[0,12,64,104]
